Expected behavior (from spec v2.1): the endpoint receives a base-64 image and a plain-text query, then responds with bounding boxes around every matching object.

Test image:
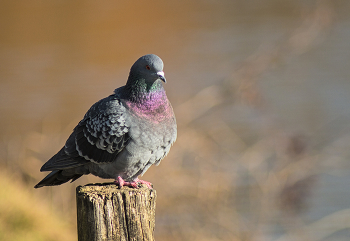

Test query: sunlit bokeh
[1,0,350,240]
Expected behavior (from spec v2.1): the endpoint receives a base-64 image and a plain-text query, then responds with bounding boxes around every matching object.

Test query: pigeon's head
[128,54,166,84]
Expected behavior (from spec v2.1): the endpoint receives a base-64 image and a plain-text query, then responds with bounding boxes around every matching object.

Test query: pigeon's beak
[157,71,166,83]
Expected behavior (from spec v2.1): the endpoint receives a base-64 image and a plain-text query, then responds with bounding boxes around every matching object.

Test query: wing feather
[41,94,130,171]
[73,96,130,163]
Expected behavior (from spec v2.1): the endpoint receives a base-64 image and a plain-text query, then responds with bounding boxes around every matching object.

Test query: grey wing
[41,95,130,171]
[70,96,130,163]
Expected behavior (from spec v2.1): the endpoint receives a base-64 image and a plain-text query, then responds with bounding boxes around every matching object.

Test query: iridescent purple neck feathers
[125,87,173,123]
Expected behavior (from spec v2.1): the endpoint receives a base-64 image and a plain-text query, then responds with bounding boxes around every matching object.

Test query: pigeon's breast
[124,98,177,158]
[124,91,174,123]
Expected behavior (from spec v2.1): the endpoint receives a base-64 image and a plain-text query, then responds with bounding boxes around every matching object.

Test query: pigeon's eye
[146,65,151,70]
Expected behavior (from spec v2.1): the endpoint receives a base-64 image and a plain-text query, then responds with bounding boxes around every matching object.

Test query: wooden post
[76,183,156,241]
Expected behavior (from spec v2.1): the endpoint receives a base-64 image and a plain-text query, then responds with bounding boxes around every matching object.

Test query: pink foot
[114,176,153,189]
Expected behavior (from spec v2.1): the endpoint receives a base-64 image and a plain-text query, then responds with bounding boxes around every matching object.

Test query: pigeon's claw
[115,176,125,188]
[115,176,153,189]
[134,178,153,189]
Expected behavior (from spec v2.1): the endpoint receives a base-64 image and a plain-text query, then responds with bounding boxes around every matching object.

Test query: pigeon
[35,54,177,189]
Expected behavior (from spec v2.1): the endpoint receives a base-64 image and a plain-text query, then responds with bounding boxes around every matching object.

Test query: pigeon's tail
[34,170,83,188]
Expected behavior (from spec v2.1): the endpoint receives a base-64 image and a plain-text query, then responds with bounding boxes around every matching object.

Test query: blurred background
[1,0,350,240]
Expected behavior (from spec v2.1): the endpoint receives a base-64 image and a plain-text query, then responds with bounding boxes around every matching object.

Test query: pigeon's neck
[122,78,173,122]
[124,77,165,103]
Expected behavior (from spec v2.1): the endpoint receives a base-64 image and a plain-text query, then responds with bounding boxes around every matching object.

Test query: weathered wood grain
[76,183,156,241]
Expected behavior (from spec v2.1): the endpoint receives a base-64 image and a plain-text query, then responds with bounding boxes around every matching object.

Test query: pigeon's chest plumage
[124,94,177,151]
